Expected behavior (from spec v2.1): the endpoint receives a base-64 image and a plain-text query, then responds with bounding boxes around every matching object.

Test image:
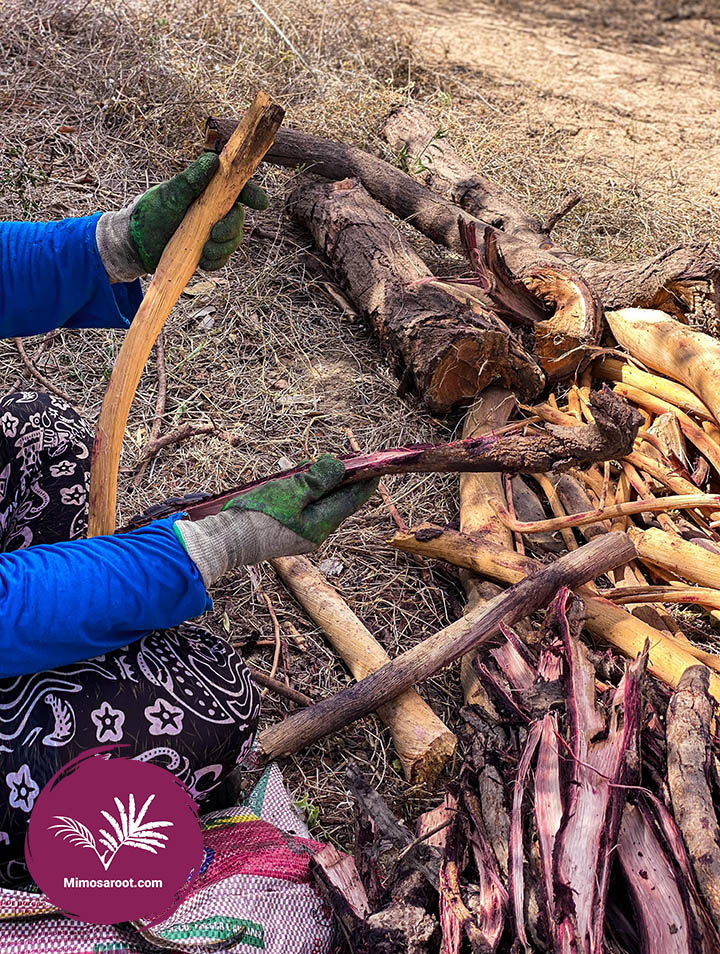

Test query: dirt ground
[1,0,718,848]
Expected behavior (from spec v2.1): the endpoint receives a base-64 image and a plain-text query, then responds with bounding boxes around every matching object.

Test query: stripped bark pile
[206,108,720,952]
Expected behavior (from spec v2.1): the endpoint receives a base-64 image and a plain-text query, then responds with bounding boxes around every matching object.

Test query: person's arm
[1,457,376,678]
[0,215,142,338]
[0,153,267,339]
[0,516,210,678]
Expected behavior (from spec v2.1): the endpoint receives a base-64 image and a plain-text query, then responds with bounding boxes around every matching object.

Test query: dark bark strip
[666,666,720,934]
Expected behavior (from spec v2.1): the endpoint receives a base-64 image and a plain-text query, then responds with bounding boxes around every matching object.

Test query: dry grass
[1,0,718,848]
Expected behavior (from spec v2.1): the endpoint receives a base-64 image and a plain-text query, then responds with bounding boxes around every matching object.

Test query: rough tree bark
[286,176,544,411]
[666,666,720,933]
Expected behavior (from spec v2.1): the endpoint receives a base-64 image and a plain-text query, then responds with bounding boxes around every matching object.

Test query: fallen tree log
[206,117,719,322]
[271,553,457,786]
[388,524,720,697]
[286,177,544,410]
[381,106,719,315]
[258,532,635,758]
[606,308,720,427]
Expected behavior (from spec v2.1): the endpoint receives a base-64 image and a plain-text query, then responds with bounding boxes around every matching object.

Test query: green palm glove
[173,456,378,587]
[129,153,268,273]
[225,455,378,545]
[96,153,268,282]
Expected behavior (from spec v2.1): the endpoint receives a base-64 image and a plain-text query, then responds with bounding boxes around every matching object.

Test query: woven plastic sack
[0,764,336,954]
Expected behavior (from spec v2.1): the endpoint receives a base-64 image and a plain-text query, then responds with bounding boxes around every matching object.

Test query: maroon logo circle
[25,749,204,924]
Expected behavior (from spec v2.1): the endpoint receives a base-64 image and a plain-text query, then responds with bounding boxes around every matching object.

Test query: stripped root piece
[617,802,694,954]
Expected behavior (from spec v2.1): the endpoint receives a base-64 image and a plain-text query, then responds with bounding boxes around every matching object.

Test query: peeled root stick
[271,554,457,786]
[595,357,714,422]
[613,382,720,477]
[498,493,720,535]
[630,527,720,590]
[258,533,635,758]
[607,308,720,426]
[388,524,720,698]
[605,584,720,611]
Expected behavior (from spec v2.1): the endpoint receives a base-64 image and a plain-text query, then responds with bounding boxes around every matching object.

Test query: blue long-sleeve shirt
[0,215,210,677]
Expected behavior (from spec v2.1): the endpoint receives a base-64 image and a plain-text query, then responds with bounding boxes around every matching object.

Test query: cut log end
[525,264,601,380]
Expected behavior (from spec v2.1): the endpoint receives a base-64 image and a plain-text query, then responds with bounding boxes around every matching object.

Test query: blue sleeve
[0,215,143,337]
[0,516,211,677]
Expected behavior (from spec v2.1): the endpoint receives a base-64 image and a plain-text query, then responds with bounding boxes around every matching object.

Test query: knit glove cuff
[96,201,145,283]
[174,510,315,588]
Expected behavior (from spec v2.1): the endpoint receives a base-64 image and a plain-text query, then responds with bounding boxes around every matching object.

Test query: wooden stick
[604,584,720,612]
[629,526,720,589]
[457,387,515,706]
[88,92,284,536]
[594,357,714,422]
[247,665,313,706]
[271,554,457,786]
[497,493,720,535]
[124,390,639,529]
[258,533,635,758]
[388,524,720,699]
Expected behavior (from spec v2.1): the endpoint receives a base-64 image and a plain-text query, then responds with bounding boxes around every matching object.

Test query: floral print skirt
[0,393,259,884]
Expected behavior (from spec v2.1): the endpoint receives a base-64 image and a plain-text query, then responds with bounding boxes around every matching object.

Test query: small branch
[247,565,284,694]
[135,422,216,465]
[604,584,720,611]
[540,191,582,233]
[496,492,720,535]
[14,337,74,405]
[396,817,454,862]
[247,665,313,706]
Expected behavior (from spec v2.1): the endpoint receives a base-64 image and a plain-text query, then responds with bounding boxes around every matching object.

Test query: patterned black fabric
[0,393,259,884]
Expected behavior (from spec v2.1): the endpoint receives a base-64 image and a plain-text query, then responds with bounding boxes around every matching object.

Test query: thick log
[606,308,720,426]
[666,666,720,933]
[287,176,544,410]
[257,533,635,758]
[271,553,457,786]
[381,106,719,314]
[207,117,719,318]
[388,524,720,699]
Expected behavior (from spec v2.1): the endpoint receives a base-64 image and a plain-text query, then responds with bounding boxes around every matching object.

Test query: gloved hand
[173,456,378,588]
[96,153,268,283]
